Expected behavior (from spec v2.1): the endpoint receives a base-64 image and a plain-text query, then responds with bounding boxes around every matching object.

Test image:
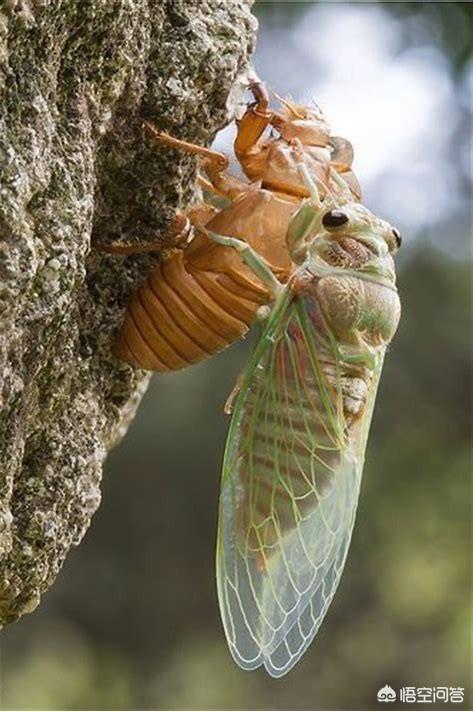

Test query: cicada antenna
[271,89,305,119]
[303,163,341,211]
[330,170,354,207]
[319,176,341,210]
[310,97,324,114]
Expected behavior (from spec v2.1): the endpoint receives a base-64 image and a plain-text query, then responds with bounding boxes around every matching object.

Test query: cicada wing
[329,136,354,170]
[216,293,385,677]
[328,137,362,201]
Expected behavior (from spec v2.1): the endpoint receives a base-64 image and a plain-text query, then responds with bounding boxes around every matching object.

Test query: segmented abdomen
[114,246,271,372]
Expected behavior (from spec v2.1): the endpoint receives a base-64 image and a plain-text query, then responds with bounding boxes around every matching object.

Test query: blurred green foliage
[1,2,471,710]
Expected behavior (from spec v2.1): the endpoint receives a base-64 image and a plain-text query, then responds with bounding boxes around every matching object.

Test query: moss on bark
[0,0,256,625]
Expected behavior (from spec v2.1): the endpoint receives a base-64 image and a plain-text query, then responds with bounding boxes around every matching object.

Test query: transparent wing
[329,136,362,200]
[216,292,385,677]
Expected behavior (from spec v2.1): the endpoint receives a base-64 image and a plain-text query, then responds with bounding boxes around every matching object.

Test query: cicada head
[274,97,332,147]
[307,203,402,286]
[235,94,361,205]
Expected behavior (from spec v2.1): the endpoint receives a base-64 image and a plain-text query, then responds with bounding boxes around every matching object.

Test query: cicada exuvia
[108,83,361,372]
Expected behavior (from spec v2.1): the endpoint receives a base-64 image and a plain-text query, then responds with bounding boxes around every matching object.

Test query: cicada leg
[200,160,249,200]
[234,82,272,165]
[248,78,270,110]
[282,157,325,263]
[143,121,248,200]
[337,339,377,371]
[203,229,283,297]
[99,211,191,256]
[143,121,228,165]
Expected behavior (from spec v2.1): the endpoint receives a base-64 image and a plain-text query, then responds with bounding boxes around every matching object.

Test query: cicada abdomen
[113,85,361,372]
[114,243,271,372]
[114,190,295,371]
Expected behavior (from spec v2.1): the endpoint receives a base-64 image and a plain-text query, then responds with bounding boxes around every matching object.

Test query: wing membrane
[217,291,384,677]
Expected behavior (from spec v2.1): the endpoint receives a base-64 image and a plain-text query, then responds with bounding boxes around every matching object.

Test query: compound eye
[322,209,349,228]
[392,228,402,249]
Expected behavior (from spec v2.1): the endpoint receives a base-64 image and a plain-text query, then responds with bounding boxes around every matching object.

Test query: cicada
[107,83,402,677]
[209,163,401,676]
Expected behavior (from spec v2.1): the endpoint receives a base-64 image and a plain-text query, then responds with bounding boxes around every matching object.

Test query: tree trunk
[0,0,256,626]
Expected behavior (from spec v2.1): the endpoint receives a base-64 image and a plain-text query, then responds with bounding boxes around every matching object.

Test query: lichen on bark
[0,0,256,625]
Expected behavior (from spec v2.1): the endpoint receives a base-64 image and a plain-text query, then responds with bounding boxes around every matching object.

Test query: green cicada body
[215,198,401,677]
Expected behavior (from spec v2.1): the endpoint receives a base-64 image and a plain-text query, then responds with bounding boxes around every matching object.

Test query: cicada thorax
[239,141,332,199]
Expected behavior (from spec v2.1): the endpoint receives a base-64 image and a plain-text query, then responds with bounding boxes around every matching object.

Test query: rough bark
[0,0,256,626]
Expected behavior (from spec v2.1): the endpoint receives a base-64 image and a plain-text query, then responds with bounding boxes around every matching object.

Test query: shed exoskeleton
[111,84,361,372]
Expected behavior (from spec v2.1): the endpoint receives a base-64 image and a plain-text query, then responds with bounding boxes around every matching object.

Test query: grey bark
[0,0,256,626]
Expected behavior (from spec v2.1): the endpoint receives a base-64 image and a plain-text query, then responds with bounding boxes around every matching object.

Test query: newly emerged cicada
[108,82,402,677]
[213,180,401,677]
